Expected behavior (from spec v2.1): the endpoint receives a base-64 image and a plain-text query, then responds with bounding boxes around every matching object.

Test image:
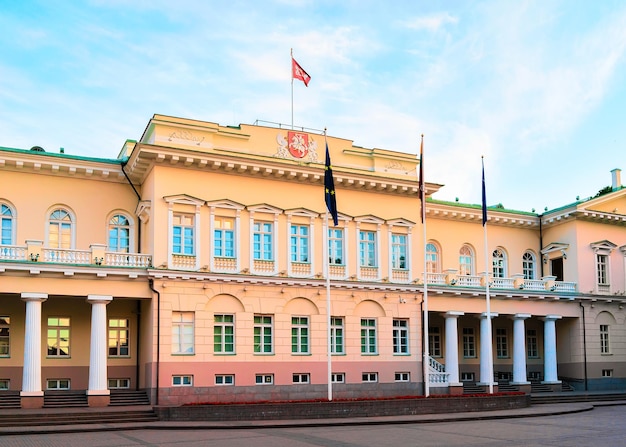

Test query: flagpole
[482,156,494,394]
[290,48,294,130]
[325,209,333,401]
[418,135,429,397]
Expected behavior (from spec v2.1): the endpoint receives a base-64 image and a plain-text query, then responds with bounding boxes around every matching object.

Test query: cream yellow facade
[1,114,625,408]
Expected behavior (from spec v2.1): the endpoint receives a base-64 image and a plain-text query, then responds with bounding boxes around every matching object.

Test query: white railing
[457,275,482,287]
[426,272,447,285]
[105,252,152,268]
[520,279,545,291]
[0,245,27,260]
[491,277,515,289]
[554,281,577,293]
[43,248,91,264]
[428,356,449,386]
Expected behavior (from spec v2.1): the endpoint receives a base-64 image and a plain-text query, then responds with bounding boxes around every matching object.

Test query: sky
[1,0,626,213]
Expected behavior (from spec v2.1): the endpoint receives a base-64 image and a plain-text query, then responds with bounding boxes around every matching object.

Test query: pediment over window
[247,203,284,215]
[590,240,617,253]
[163,194,205,206]
[206,199,245,210]
[284,207,320,218]
[541,242,570,255]
[354,214,385,225]
[386,218,416,227]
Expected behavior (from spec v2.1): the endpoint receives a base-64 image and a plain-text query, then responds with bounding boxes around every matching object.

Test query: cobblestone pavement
[2,404,626,447]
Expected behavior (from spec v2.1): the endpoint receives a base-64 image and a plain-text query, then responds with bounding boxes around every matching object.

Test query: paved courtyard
[2,405,625,447]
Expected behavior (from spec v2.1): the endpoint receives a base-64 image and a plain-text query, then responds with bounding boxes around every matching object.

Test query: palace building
[1,114,625,408]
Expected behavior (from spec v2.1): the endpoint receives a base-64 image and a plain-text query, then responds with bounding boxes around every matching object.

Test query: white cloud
[397,12,458,32]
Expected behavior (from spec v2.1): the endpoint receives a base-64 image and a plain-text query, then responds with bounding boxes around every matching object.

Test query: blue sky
[1,0,625,213]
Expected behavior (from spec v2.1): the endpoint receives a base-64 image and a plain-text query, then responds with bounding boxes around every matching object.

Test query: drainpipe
[539,214,544,278]
[579,301,588,391]
[120,160,142,253]
[149,279,161,405]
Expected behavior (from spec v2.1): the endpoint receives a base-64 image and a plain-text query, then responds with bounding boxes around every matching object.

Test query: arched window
[492,248,507,278]
[459,245,474,275]
[1,204,15,245]
[522,251,536,280]
[48,208,73,249]
[426,242,440,273]
[109,214,131,253]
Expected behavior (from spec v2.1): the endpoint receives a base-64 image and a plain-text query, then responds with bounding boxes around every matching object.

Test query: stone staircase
[44,391,88,408]
[0,392,21,409]
[0,408,159,428]
[463,382,487,394]
[531,391,626,405]
[109,389,151,406]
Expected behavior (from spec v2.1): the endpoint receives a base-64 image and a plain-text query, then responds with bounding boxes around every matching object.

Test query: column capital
[21,292,48,302]
[512,313,531,320]
[542,314,562,322]
[445,311,464,318]
[480,312,498,319]
[87,295,113,305]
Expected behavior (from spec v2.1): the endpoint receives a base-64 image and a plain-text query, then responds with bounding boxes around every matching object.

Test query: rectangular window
[395,372,410,382]
[108,318,129,357]
[597,254,609,285]
[360,318,377,354]
[331,317,344,354]
[527,329,538,358]
[215,374,235,385]
[429,326,441,357]
[214,314,235,354]
[108,378,130,389]
[393,319,409,354]
[214,217,235,257]
[1,206,13,245]
[290,224,309,262]
[362,372,378,382]
[496,328,508,358]
[0,379,8,390]
[600,324,610,354]
[291,316,309,354]
[463,327,476,358]
[391,234,407,269]
[292,373,310,383]
[253,221,273,260]
[254,315,273,354]
[359,230,377,267]
[47,317,70,357]
[331,373,345,383]
[0,316,9,357]
[328,228,344,265]
[47,379,70,390]
[255,374,273,385]
[461,372,475,382]
[172,312,194,354]
[602,369,613,377]
[172,375,193,386]
[172,214,194,255]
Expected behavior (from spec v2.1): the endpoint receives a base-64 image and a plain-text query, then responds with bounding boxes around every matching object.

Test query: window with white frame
[254,315,273,354]
[602,369,613,377]
[290,224,309,262]
[0,316,9,357]
[213,216,235,258]
[291,316,309,354]
[362,372,378,382]
[172,312,194,354]
[255,374,273,384]
[172,214,195,255]
[331,317,344,354]
[395,372,410,382]
[172,375,193,386]
[459,245,474,276]
[108,378,130,389]
[360,318,377,354]
[331,373,345,383]
[215,374,234,385]
[48,208,73,249]
[522,251,536,280]
[47,317,70,357]
[492,248,507,278]
[359,230,377,267]
[496,328,508,358]
[292,373,310,383]
[391,234,407,269]
[600,324,610,354]
[47,379,70,390]
[0,379,9,390]
[253,221,273,260]
[1,204,14,245]
[214,314,235,354]
[463,327,476,358]
[328,228,344,265]
[108,214,131,253]
[393,319,409,354]
[527,329,539,358]
[426,243,439,273]
[597,254,609,286]
[429,326,441,357]
[108,318,129,357]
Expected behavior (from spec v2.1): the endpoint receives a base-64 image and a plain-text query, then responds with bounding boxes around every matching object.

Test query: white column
[479,312,498,385]
[21,293,48,396]
[511,314,531,385]
[542,315,562,384]
[445,311,464,385]
[87,295,113,395]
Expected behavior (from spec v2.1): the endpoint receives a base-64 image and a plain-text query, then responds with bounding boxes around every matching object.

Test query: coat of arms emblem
[276,131,319,162]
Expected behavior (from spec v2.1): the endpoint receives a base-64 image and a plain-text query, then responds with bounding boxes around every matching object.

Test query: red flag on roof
[292,57,311,86]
